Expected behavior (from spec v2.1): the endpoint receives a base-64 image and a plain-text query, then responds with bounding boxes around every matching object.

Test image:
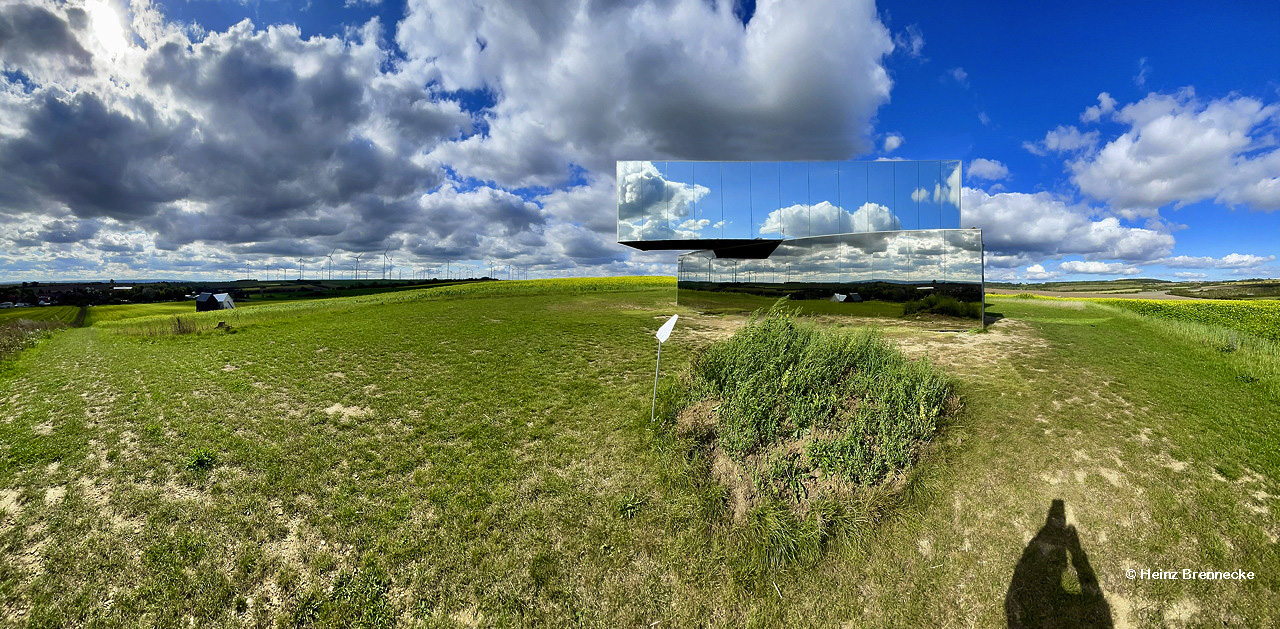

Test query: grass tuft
[616,492,646,519]
[185,448,219,472]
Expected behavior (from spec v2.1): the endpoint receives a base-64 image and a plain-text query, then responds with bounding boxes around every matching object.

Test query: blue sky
[1,0,1278,282]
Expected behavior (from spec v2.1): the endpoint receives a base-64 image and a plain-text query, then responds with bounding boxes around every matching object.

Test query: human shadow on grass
[1005,499,1113,629]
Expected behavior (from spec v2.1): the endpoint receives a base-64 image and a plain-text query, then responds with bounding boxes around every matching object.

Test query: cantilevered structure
[616,160,984,318]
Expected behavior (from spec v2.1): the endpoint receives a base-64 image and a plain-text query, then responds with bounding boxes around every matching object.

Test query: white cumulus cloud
[1069,89,1280,211]
[1158,253,1275,269]
[961,187,1174,262]
[1024,264,1058,280]
[968,158,1008,181]
[1059,260,1141,275]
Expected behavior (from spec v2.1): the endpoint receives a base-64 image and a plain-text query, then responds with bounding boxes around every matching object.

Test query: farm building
[196,292,235,311]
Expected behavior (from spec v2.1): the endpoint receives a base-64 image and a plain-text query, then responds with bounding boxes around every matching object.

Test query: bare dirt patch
[887,318,1049,371]
[675,399,717,435]
[683,409,861,523]
[0,489,21,521]
[76,478,144,534]
[1096,468,1124,487]
[710,446,758,523]
[43,486,65,505]
[670,313,747,345]
[323,403,371,419]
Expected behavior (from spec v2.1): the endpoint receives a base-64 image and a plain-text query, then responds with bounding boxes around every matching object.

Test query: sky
[1,0,1278,283]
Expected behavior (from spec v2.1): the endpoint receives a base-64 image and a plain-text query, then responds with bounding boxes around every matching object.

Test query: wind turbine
[353,253,363,281]
[381,247,390,281]
[326,249,336,281]
[297,257,304,281]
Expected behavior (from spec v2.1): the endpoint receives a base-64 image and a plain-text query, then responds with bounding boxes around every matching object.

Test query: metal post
[650,340,662,423]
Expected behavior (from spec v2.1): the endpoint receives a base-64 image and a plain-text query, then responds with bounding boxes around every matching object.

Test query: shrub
[902,293,982,318]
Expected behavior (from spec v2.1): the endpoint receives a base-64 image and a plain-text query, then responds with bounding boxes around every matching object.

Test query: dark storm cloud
[39,218,102,243]
[0,18,470,256]
[553,228,627,265]
[139,26,451,230]
[0,4,92,75]
[0,90,190,220]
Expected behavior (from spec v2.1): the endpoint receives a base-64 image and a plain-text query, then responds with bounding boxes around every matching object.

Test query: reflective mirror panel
[618,160,963,248]
[693,161,722,238]
[677,230,984,319]
[809,161,841,236]
[721,162,752,239]
[942,160,962,229]
[894,161,920,231]
[777,161,810,238]
[919,160,942,230]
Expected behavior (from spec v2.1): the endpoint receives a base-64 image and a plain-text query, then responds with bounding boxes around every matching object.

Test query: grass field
[991,293,1280,344]
[1,278,1277,626]
[83,303,198,326]
[0,307,79,326]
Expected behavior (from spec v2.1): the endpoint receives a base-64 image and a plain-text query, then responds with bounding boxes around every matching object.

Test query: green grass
[0,306,79,325]
[1,278,1277,626]
[84,299,304,327]
[989,293,1280,343]
[84,302,199,326]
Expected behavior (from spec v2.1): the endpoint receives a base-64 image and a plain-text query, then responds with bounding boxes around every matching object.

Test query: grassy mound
[670,304,954,566]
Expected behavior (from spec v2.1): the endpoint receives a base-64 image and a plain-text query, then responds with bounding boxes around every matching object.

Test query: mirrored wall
[677,229,984,318]
[618,160,962,246]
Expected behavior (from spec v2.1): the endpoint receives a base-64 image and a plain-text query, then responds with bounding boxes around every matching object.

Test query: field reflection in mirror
[677,229,983,318]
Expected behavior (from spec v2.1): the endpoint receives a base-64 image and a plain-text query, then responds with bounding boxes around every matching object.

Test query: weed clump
[185,448,219,472]
[0,319,67,362]
[673,303,954,566]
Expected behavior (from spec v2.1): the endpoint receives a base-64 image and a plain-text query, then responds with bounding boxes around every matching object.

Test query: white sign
[656,314,678,343]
